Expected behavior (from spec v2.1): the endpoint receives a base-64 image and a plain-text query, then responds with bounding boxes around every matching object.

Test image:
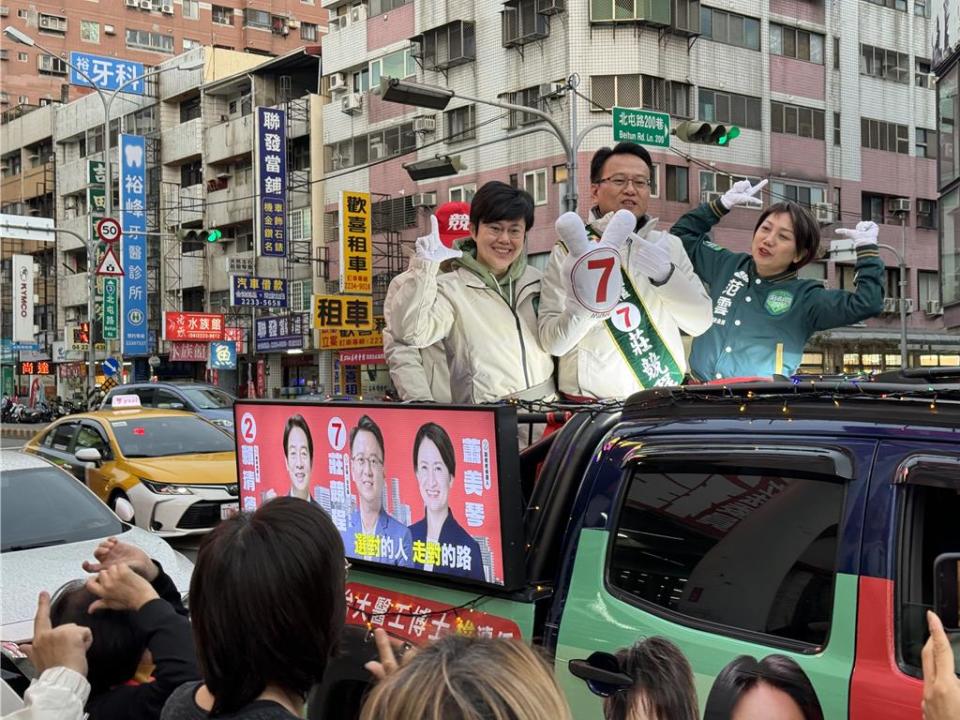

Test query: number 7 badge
[556,209,635,316]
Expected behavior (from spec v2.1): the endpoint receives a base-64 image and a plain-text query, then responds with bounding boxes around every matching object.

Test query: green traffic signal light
[717,126,741,146]
[206,229,222,243]
[674,121,740,147]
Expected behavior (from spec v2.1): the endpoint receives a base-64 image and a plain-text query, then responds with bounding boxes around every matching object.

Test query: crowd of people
[384,141,885,403]
[5,497,959,719]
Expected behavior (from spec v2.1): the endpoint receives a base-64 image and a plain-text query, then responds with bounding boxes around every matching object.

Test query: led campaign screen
[234,402,525,590]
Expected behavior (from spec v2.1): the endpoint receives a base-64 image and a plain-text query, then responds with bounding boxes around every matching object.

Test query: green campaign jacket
[670,200,885,380]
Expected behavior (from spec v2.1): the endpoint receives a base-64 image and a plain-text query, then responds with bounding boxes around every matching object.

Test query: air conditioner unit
[329,72,347,92]
[812,202,834,224]
[926,74,937,90]
[341,92,362,115]
[536,0,565,15]
[887,197,911,215]
[125,0,138,7]
[925,300,943,315]
[413,116,436,133]
[411,191,437,208]
[104,24,115,34]
[350,4,366,23]
[368,143,384,160]
[903,298,914,313]
[161,1,173,13]
[328,16,343,31]
[139,0,152,9]
[882,297,899,313]
[287,19,300,28]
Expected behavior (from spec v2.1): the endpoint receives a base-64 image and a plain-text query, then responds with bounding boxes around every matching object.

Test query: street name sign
[612,107,671,148]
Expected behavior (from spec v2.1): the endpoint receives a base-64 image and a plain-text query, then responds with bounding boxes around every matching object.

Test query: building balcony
[204,114,254,165]
[57,157,90,196]
[61,271,90,308]
[321,16,367,75]
[206,181,254,227]
[161,118,203,165]
[57,214,92,251]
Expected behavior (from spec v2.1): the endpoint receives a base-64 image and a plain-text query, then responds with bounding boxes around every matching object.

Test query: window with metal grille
[590,74,640,111]
[642,76,691,118]
[860,117,909,154]
[770,101,826,140]
[698,88,761,129]
[770,23,825,63]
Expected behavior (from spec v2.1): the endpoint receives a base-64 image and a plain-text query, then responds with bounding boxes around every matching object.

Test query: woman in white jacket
[386,182,554,404]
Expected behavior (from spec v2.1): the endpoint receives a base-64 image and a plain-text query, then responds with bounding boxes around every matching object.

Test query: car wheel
[109,491,136,525]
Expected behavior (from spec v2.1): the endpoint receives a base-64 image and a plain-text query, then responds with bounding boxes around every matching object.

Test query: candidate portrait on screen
[283,414,317,505]
[408,422,485,581]
[342,414,413,567]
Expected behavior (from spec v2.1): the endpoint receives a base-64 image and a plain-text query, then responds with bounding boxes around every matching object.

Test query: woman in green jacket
[670,180,885,380]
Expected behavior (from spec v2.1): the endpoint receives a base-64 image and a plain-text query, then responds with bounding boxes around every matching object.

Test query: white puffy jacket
[388,256,555,404]
[539,211,712,399]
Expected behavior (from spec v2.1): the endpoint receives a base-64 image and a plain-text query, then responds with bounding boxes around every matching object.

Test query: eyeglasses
[597,175,651,191]
[482,223,525,240]
[351,455,383,471]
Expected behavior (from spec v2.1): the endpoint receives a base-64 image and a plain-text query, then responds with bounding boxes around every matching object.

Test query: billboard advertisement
[234,402,524,589]
[12,254,34,343]
[255,106,287,258]
[119,134,148,356]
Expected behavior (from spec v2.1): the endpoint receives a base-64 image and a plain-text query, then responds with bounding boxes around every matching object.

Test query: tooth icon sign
[124,144,144,167]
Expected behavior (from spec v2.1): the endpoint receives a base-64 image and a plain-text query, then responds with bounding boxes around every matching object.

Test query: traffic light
[178,228,223,244]
[674,121,741,146]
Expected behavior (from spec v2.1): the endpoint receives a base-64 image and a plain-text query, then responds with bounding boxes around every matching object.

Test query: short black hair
[603,637,698,720]
[283,414,313,460]
[754,201,821,270]
[190,497,346,715]
[350,414,385,459]
[590,143,654,183]
[704,654,824,720]
[469,181,535,231]
[413,422,456,477]
[51,584,145,695]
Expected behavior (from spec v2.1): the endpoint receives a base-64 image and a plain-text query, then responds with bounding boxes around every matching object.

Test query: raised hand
[19,591,93,676]
[414,215,462,263]
[835,221,879,248]
[557,210,633,317]
[86,563,159,613]
[921,611,960,720]
[82,537,159,582]
[720,178,768,210]
[631,233,673,284]
[363,627,416,682]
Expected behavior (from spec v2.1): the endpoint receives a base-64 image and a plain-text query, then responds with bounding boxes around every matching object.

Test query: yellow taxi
[24,396,238,537]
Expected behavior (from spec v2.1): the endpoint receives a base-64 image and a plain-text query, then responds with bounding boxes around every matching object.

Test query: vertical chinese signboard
[12,254,34,343]
[255,107,287,258]
[311,295,374,332]
[339,191,372,294]
[102,278,119,340]
[119,134,148,355]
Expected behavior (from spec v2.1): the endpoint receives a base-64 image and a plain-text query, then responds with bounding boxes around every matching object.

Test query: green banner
[88,186,106,216]
[1,366,13,396]
[103,278,119,340]
[88,160,106,185]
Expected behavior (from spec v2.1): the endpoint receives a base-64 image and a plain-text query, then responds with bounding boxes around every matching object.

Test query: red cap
[434,201,472,248]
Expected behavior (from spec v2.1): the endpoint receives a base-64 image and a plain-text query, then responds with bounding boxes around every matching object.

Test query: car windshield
[1,466,124,552]
[111,416,234,457]
[180,387,234,410]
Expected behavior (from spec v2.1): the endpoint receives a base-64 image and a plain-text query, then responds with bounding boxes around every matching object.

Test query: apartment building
[156,46,324,395]
[932,0,960,332]
[0,0,327,110]
[319,0,957,380]
[0,104,57,396]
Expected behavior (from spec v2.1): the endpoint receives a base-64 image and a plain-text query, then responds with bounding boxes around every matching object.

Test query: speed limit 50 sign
[96,217,122,244]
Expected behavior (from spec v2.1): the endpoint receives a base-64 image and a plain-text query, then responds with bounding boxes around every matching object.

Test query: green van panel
[555,529,857,719]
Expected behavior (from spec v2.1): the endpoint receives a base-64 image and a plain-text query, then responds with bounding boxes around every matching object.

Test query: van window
[896,457,960,677]
[609,461,845,649]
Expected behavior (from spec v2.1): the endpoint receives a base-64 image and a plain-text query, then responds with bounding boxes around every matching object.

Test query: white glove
[414,215,462,263]
[556,209,634,316]
[835,221,879,248]
[630,233,673,284]
[720,178,768,210]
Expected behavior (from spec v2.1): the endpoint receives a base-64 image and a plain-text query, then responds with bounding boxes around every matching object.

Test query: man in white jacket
[539,143,713,399]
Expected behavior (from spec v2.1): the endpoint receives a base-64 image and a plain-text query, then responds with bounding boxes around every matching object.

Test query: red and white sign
[339,349,386,365]
[224,326,245,354]
[344,582,522,646]
[163,312,226,342]
[569,248,623,315]
[169,342,209,362]
[96,217,122,244]
[95,246,125,276]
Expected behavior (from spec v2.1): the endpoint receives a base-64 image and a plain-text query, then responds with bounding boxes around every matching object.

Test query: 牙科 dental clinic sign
[12,255,34,343]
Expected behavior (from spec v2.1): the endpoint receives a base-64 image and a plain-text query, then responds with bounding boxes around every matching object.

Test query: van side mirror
[75,447,102,467]
[113,497,135,523]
